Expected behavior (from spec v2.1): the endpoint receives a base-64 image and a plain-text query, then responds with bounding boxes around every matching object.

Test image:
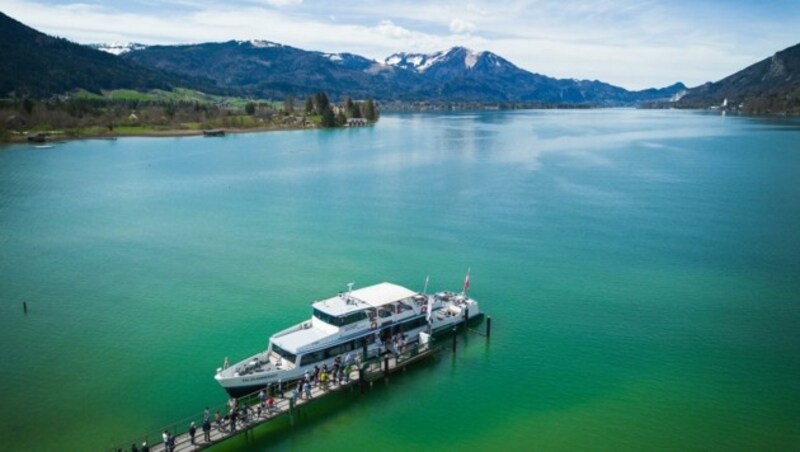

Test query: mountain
[677,42,800,113]
[382,47,685,103]
[122,40,409,100]
[0,12,216,98]
[0,12,684,105]
[125,42,682,104]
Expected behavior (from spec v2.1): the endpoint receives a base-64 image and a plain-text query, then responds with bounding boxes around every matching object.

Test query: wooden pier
[109,341,447,452]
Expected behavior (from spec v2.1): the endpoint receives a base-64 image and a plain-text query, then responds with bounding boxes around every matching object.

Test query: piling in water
[486,316,491,338]
[23,302,28,314]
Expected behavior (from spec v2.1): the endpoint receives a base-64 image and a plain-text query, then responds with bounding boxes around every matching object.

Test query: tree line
[0,91,380,141]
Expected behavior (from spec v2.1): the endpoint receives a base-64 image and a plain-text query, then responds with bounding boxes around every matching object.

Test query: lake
[1,109,799,450]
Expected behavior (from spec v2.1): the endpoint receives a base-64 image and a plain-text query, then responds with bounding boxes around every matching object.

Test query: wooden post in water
[486,315,492,338]
[452,327,457,353]
[23,302,27,314]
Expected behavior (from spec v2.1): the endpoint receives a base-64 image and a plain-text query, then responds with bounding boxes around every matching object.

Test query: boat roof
[272,326,329,353]
[312,282,418,316]
[351,282,417,307]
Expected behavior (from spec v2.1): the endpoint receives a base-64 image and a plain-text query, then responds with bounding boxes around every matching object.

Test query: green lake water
[1,109,799,451]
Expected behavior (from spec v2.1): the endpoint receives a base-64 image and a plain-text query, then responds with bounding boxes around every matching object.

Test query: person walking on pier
[215,410,222,432]
[313,365,320,387]
[230,406,237,432]
[189,421,197,445]
[320,368,328,390]
[303,380,311,399]
[162,431,169,451]
[202,417,211,442]
[267,395,275,415]
[259,388,266,410]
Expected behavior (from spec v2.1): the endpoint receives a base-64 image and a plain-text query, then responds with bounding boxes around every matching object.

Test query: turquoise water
[1,110,799,450]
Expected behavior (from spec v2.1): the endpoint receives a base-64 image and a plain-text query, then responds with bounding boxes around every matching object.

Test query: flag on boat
[462,268,471,294]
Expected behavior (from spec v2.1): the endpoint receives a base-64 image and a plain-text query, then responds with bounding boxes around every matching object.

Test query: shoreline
[2,124,320,145]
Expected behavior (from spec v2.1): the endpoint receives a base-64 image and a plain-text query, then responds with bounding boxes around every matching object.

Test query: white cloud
[466,3,488,16]
[449,18,476,35]
[262,0,302,6]
[374,20,414,40]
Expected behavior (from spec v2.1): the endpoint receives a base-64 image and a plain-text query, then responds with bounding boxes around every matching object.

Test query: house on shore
[346,118,369,127]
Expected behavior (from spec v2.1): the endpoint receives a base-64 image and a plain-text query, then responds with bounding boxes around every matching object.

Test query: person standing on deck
[189,421,196,445]
[313,365,320,387]
[202,417,211,442]
[303,380,311,399]
[230,405,237,432]
[215,410,222,432]
[259,389,266,410]
[162,431,169,451]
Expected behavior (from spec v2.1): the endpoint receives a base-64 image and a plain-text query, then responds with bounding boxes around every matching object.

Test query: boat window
[313,308,338,325]
[272,344,296,364]
[340,311,367,326]
[299,350,325,366]
[314,308,367,326]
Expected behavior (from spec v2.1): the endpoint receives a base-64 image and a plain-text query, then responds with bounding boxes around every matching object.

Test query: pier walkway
[110,341,445,452]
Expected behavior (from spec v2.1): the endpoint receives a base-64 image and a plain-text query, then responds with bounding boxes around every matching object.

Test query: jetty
[109,313,492,452]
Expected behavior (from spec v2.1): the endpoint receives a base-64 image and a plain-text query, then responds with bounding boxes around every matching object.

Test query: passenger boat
[214,280,481,397]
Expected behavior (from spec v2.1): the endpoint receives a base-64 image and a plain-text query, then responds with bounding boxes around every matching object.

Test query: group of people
[128,355,364,452]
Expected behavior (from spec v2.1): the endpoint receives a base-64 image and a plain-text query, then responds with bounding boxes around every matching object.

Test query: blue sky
[3,0,799,89]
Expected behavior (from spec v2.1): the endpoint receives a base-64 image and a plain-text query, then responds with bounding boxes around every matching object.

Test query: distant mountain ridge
[0,11,686,105]
[0,12,219,98]
[123,42,685,104]
[676,42,800,114]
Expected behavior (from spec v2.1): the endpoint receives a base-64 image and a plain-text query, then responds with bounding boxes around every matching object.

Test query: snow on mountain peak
[88,42,148,55]
[464,48,482,69]
[244,39,281,48]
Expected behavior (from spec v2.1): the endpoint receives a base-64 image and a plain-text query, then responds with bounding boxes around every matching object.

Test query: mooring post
[452,327,457,353]
[23,302,27,314]
[486,315,492,338]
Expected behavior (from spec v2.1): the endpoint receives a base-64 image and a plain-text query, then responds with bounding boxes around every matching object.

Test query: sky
[3,0,799,90]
